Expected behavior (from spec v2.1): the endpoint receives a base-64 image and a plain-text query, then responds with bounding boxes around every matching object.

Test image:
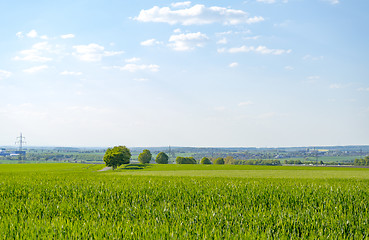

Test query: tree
[213,157,225,165]
[103,146,131,170]
[224,156,235,165]
[156,152,169,164]
[138,149,152,164]
[200,157,212,164]
[176,156,197,164]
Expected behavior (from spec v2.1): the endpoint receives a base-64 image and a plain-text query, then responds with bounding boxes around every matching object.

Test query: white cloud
[257,0,289,3]
[357,88,369,92]
[257,112,277,119]
[216,30,233,36]
[303,54,324,61]
[217,37,227,44]
[306,76,320,83]
[329,83,343,89]
[171,1,192,8]
[284,66,294,70]
[27,30,38,38]
[214,106,226,111]
[13,41,53,62]
[125,57,141,63]
[60,71,82,76]
[307,76,320,80]
[229,62,239,68]
[257,0,276,4]
[0,70,12,80]
[135,4,264,25]
[244,36,261,40]
[40,35,49,40]
[324,0,339,5]
[23,65,48,74]
[103,50,124,57]
[238,101,253,107]
[169,32,209,51]
[72,43,124,62]
[61,34,75,39]
[134,78,149,82]
[16,32,24,38]
[173,28,181,33]
[226,45,292,55]
[140,38,163,46]
[113,64,160,73]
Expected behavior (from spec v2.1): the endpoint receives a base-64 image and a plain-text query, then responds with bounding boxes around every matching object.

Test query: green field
[0,164,368,239]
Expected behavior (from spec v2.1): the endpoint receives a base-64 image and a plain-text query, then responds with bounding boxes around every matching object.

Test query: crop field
[0,164,368,239]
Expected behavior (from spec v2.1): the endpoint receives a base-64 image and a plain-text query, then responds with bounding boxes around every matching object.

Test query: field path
[98,166,112,172]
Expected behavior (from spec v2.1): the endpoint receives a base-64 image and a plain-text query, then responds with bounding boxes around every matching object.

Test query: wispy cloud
[324,0,339,5]
[303,54,324,61]
[217,37,227,44]
[169,32,209,51]
[134,78,149,82]
[357,87,369,92]
[23,65,48,74]
[223,45,292,55]
[229,62,239,68]
[61,34,75,39]
[140,38,163,46]
[125,57,141,63]
[0,70,12,80]
[14,41,54,62]
[60,71,82,76]
[238,101,253,107]
[329,83,344,89]
[284,66,294,70]
[72,43,124,62]
[16,32,24,38]
[111,64,160,73]
[257,0,276,3]
[135,4,264,25]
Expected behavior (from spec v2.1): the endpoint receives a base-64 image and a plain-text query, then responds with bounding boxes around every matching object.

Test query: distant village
[0,148,26,157]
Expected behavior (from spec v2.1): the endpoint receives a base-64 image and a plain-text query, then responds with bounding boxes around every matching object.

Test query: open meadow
[0,163,368,239]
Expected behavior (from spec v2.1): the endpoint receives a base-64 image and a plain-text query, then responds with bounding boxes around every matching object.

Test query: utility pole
[15,133,26,161]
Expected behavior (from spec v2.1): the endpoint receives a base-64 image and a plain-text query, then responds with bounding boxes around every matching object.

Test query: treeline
[25,153,103,162]
[354,156,369,166]
[284,160,325,165]
[174,156,282,166]
[235,159,281,166]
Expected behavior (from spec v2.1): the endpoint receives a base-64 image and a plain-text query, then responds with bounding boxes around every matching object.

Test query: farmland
[0,164,368,239]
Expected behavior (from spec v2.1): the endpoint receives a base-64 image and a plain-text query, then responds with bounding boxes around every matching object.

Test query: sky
[0,0,368,148]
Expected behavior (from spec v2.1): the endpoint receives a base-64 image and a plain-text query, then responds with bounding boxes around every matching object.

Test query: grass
[110,164,369,179]
[0,163,368,239]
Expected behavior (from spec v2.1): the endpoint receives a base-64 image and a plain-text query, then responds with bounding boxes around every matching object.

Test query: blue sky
[0,0,368,147]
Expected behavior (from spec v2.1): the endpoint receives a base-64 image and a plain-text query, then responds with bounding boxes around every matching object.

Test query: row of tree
[354,156,369,166]
[103,146,284,169]
[103,146,170,169]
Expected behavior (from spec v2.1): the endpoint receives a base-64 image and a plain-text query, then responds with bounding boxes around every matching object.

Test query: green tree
[214,157,225,165]
[200,157,212,164]
[224,156,235,165]
[156,152,169,164]
[138,149,152,164]
[176,156,197,164]
[103,146,131,170]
